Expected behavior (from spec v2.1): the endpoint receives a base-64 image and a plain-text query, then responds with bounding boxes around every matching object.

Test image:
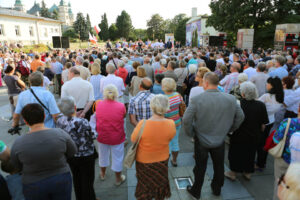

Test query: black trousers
[228,143,256,173]
[256,123,273,168]
[68,154,96,200]
[191,137,225,197]
[55,74,62,95]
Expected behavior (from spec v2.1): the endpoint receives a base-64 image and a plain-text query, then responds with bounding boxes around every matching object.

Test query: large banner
[186,20,201,47]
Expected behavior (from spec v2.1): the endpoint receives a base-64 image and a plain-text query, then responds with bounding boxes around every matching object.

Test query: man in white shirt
[284,76,300,117]
[75,56,90,80]
[61,67,94,118]
[100,63,125,102]
[243,60,257,80]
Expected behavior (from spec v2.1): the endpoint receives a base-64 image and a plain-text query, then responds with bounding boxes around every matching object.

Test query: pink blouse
[96,100,126,145]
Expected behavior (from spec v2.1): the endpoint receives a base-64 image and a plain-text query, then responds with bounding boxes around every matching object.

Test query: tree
[62,28,79,39]
[116,10,133,39]
[207,0,300,48]
[51,9,59,20]
[146,14,166,40]
[98,13,109,41]
[169,14,187,34]
[40,0,51,18]
[108,24,118,41]
[175,17,190,44]
[73,13,88,41]
[86,14,92,34]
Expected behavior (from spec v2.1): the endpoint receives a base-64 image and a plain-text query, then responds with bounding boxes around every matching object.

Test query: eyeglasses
[278,174,289,189]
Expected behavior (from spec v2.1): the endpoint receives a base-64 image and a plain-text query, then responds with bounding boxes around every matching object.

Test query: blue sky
[0,0,212,28]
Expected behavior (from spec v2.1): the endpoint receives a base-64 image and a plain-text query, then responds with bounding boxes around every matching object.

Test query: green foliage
[73,13,88,41]
[147,14,166,40]
[86,14,92,34]
[116,10,133,39]
[192,30,198,47]
[175,17,190,44]
[51,8,59,20]
[109,24,118,41]
[40,0,51,18]
[62,28,79,39]
[207,0,300,48]
[98,13,109,41]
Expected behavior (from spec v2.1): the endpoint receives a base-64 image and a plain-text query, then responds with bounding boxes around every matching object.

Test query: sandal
[171,160,178,167]
[99,173,105,181]
[224,171,236,181]
[115,175,126,186]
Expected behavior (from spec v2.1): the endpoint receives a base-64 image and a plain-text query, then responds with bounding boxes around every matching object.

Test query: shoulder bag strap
[282,118,291,143]
[112,59,118,70]
[135,119,146,144]
[29,88,50,114]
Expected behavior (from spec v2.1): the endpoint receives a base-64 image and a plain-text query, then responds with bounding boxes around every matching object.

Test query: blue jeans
[170,125,181,152]
[23,172,72,200]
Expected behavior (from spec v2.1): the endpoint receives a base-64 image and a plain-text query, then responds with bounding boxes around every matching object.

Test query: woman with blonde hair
[277,163,300,200]
[95,84,126,185]
[132,94,176,200]
[130,66,146,96]
[162,78,184,167]
[189,67,211,103]
[90,62,103,100]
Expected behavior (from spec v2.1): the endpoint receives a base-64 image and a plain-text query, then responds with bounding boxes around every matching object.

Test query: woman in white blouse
[257,77,284,170]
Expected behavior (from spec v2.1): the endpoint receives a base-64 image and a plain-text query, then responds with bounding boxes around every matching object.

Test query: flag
[89,32,97,44]
[94,25,100,34]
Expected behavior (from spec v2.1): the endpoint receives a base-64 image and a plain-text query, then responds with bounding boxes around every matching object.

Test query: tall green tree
[146,14,166,40]
[40,0,51,18]
[108,24,118,41]
[98,13,109,41]
[86,14,92,34]
[51,8,59,20]
[169,14,187,34]
[73,13,88,41]
[175,17,190,44]
[116,10,133,39]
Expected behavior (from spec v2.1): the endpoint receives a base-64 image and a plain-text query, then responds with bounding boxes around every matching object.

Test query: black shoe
[211,185,221,196]
[186,185,200,199]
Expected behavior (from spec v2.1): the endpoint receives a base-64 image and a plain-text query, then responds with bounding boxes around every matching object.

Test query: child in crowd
[1,161,25,200]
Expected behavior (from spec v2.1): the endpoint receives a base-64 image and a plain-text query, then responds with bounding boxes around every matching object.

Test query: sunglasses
[278,174,289,189]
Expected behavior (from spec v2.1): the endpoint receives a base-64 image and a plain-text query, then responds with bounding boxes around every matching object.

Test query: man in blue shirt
[290,56,300,77]
[12,72,60,128]
[51,55,63,95]
[269,55,288,80]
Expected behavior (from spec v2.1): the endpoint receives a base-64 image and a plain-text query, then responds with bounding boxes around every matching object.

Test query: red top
[96,100,126,145]
[115,67,128,86]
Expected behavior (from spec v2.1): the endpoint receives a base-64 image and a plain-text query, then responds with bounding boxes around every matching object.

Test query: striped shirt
[165,92,182,127]
[220,72,239,93]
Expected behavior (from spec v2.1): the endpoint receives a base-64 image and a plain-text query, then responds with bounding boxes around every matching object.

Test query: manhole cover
[174,177,193,190]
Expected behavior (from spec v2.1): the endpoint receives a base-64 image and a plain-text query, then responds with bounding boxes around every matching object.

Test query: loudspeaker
[61,37,70,48]
[209,36,224,47]
[52,36,61,48]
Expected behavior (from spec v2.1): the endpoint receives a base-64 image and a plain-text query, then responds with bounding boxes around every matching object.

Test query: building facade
[0,7,62,45]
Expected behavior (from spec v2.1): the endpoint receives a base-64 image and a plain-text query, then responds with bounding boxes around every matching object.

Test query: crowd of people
[0,42,300,200]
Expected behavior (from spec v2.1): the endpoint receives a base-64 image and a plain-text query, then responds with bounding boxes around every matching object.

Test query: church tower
[58,0,71,27]
[14,0,25,12]
[68,2,74,24]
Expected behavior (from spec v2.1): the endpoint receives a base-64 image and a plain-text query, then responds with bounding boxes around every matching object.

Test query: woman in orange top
[131,94,176,200]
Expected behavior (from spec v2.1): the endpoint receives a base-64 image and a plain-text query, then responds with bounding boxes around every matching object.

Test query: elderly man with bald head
[219,62,241,93]
[128,77,155,127]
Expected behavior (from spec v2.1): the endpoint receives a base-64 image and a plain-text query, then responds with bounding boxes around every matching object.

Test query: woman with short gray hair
[131,94,176,199]
[94,84,127,185]
[225,81,269,181]
[56,96,98,200]
[230,73,248,100]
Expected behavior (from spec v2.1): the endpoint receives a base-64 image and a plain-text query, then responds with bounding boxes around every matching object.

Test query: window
[44,28,48,37]
[55,28,58,33]
[15,25,20,36]
[29,26,34,36]
[51,28,53,33]
[0,24,4,35]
